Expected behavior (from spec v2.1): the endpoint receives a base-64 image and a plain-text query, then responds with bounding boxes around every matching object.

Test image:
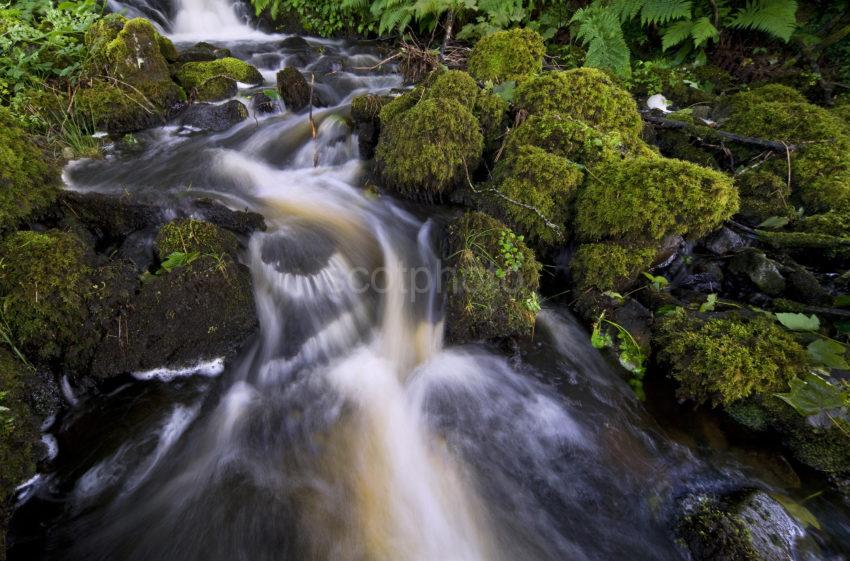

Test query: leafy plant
[571,3,632,78]
[643,271,668,291]
[775,312,820,332]
[495,228,526,279]
[776,371,848,417]
[591,311,647,399]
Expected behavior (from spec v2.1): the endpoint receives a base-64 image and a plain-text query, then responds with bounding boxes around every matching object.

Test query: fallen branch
[642,113,799,153]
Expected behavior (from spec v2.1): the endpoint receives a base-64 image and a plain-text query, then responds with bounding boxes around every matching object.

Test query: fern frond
[571,5,631,78]
[639,0,692,25]
[661,15,717,50]
[611,0,645,21]
[728,0,797,42]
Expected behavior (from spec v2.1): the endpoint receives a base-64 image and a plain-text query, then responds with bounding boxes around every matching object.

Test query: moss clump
[571,243,655,292]
[0,350,38,552]
[467,28,545,84]
[515,69,643,138]
[423,70,480,110]
[735,170,794,223]
[176,57,264,90]
[832,104,850,127]
[194,75,237,102]
[731,84,807,111]
[378,90,421,125]
[0,230,91,361]
[575,156,738,243]
[473,90,508,152]
[796,210,850,236]
[445,212,541,343]
[0,107,60,231]
[94,17,174,84]
[677,495,761,561]
[351,94,389,123]
[75,79,184,133]
[724,100,850,212]
[376,98,483,198]
[655,313,809,406]
[155,219,238,257]
[505,112,626,166]
[489,145,583,246]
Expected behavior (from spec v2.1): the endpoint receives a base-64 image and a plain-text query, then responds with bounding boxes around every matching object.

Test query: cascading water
[9,2,850,560]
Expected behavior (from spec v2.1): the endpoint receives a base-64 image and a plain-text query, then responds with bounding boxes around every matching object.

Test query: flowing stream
[9,2,850,560]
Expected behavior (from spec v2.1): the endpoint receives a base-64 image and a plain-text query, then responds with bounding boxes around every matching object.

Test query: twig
[643,113,799,152]
[308,73,318,168]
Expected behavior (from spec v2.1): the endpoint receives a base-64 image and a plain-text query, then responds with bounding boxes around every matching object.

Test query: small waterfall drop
[170,0,267,41]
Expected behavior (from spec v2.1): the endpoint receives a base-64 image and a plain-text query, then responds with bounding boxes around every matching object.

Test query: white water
[170,0,271,41]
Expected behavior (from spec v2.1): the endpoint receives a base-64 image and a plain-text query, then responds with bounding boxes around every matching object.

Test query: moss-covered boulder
[515,69,643,138]
[0,108,60,232]
[351,94,391,160]
[575,156,738,244]
[0,230,92,362]
[422,70,479,109]
[444,212,540,343]
[467,28,545,84]
[90,220,256,378]
[376,98,483,199]
[178,100,249,132]
[176,57,263,90]
[487,144,583,246]
[724,100,850,212]
[194,75,237,102]
[654,313,809,406]
[571,243,656,292]
[473,89,508,152]
[276,66,310,111]
[78,16,184,133]
[0,351,39,558]
[735,169,794,223]
[155,218,238,257]
[730,84,808,111]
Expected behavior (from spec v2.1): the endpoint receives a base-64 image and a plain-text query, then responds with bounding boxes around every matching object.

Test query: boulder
[195,75,237,102]
[276,66,311,111]
[178,41,232,63]
[729,249,786,296]
[251,92,279,114]
[178,100,249,132]
[704,226,746,256]
[175,57,263,91]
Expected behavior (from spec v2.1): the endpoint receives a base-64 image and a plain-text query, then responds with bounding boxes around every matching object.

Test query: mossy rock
[730,84,808,111]
[74,78,185,133]
[0,107,60,231]
[575,156,738,244]
[0,230,91,362]
[376,98,483,199]
[155,218,239,258]
[422,70,479,110]
[473,89,508,152]
[0,350,39,556]
[276,66,310,111]
[467,28,545,84]
[505,112,622,166]
[724,100,850,212]
[515,69,643,138]
[832,104,850,127]
[570,242,655,292]
[796,210,850,237]
[735,170,794,223]
[89,17,175,84]
[487,144,583,246]
[176,57,263,91]
[195,75,237,102]
[444,212,540,343]
[378,89,422,125]
[654,313,809,406]
[350,94,389,123]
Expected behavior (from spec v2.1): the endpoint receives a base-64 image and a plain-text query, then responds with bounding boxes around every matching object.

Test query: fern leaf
[689,16,718,46]
[639,0,692,25]
[661,19,693,50]
[728,0,797,42]
[571,5,631,78]
[611,0,645,21]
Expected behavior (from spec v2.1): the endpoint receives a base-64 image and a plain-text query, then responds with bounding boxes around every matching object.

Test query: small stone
[704,226,746,256]
[729,249,786,296]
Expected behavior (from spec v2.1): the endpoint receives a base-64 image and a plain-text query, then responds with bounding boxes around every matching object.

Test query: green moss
[796,210,850,236]
[175,57,263,90]
[832,104,850,127]
[155,219,238,257]
[0,350,38,549]
[678,496,761,561]
[735,170,794,223]
[726,101,847,144]
[515,69,643,138]
[83,13,127,71]
[467,28,545,84]
[489,145,584,246]
[194,75,237,101]
[102,18,173,84]
[731,84,807,111]
[75,79,184,133]
[655,313,809,406]
[473,89,508,152]
[575,156,739,244]
[423,70,479,110]
[351,94,389,123]
[571,242,655,292]
[505,113,624,166]
[445,212,541,342]
[378,90,420,124]
[0,230,91,361]
[0,107,60,231]
[794,143,850,212]
[376,98,483,198]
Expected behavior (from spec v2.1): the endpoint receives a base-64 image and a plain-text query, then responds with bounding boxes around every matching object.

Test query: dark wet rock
[610,299,653,349]
[309,55,345,75]
[351,94,391,160]
[278,36,312,52]
[704,226,746,256]
[252,52,284,70]
[785,265,830,305]
[251,92,279,114]
[276,66,310,111]
[678,490,812,561]
[54,191,163,244]
[178,42,232,63]
[118,229,157,271]
[729,249,786,296]
[90,222,257,379]
[190,198,266,235]
[178,100,249,132]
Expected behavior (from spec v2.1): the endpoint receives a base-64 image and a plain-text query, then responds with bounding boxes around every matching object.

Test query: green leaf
[728,0,798,42]
[758,215,791,229]
[776,371,846,416]
[775,312,819,332]
[602,290,625,304]
[158,251,200,274]
[591,320,613,349]
[699,293,717,312]
[492,80,516,103]
[807,339,850,370]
